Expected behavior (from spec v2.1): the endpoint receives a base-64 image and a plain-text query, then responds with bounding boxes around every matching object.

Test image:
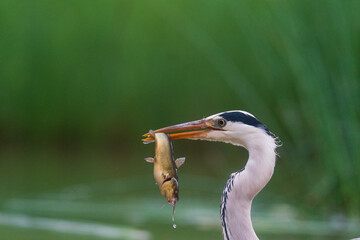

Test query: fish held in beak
[145,133,185,205]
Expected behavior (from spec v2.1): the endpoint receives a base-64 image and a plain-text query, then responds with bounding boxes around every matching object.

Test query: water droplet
[172,204,176,222]
[171,203,176,229]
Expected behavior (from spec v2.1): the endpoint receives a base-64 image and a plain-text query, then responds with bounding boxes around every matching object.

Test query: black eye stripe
[220,111,275,137]
[220,112,260,127]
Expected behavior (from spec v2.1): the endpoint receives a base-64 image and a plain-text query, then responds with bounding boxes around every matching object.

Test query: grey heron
[143,110,280,240]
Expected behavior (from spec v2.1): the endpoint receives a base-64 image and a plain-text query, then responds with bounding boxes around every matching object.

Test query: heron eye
[217,119,226,127]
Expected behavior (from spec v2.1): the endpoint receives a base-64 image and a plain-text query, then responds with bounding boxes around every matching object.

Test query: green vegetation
[0,0,359,239]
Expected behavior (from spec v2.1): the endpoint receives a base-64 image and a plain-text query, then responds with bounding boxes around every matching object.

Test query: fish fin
[175,157,185,168]
[144,157,154,163]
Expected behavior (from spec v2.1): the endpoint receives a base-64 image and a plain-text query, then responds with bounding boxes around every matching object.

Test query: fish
[145,131,185,206]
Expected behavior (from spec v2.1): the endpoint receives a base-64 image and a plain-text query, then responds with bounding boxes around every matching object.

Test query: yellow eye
[217,119,226,127]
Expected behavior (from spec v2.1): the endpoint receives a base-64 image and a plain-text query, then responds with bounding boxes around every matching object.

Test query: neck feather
[221,134,277,240]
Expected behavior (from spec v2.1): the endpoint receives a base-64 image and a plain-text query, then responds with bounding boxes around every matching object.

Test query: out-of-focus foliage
[0,0,359,217]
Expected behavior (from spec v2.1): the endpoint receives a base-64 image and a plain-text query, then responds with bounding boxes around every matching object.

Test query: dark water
[0,150,358,240]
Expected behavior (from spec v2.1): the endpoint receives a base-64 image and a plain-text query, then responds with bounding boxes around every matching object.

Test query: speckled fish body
[145,132,185,205]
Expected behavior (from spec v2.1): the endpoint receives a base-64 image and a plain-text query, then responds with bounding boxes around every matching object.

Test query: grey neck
[221,136,276,240]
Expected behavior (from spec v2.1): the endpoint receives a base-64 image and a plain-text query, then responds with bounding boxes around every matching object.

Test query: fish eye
[217,119,226,127]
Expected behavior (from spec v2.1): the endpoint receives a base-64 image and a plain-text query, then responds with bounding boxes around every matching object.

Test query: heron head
[143,110,277,149]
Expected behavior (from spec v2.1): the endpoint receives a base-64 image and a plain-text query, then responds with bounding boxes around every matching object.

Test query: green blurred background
[0,0,359,239]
